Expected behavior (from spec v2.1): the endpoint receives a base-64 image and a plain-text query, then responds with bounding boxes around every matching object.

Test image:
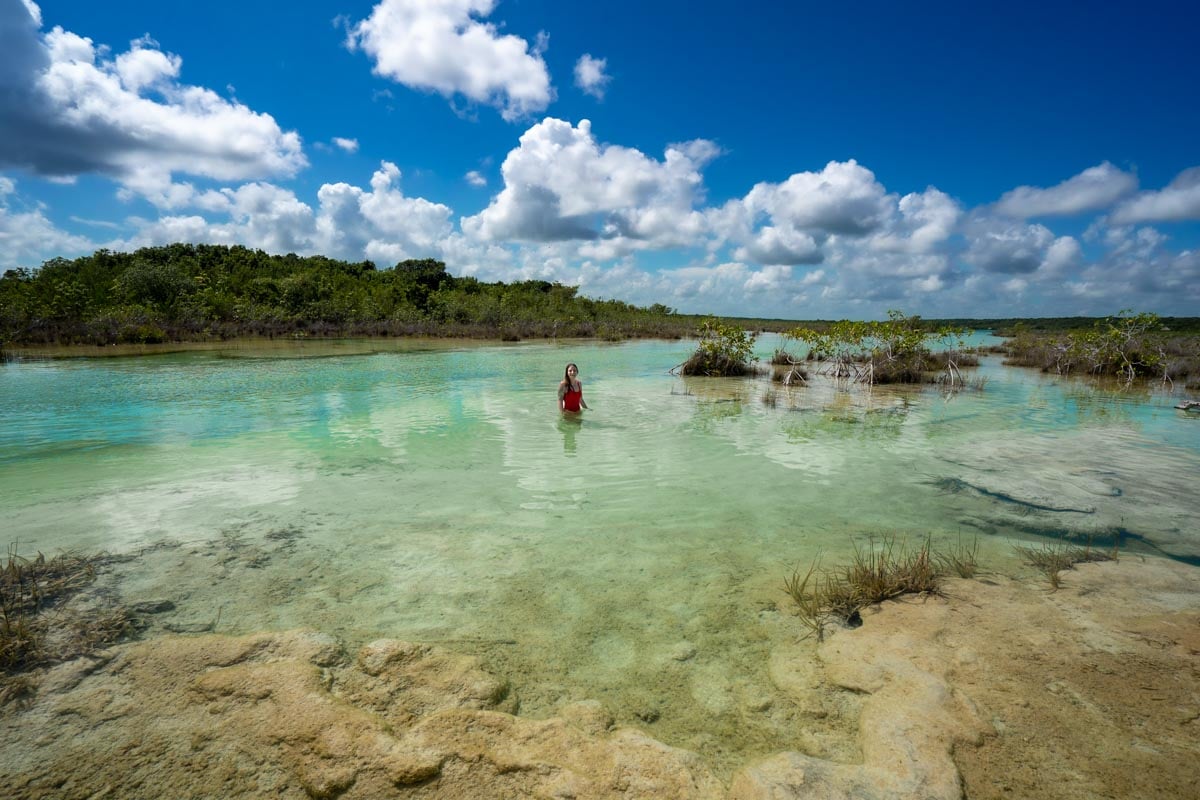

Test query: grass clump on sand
[1,544,132,704]
[783,536,942,640]
[934,535,980,578]
[1014,537,1117,590]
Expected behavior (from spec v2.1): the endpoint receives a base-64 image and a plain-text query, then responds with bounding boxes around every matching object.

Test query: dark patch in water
[960,518,1200,567]
[931,477,1094,514]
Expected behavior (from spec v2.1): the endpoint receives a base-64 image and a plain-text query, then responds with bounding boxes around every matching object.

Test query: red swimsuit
[562,385,583,412]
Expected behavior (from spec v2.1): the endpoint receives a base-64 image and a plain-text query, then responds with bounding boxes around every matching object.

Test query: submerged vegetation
[1,545,131,703]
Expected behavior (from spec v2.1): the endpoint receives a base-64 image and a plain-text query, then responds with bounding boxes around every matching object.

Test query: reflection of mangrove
[782,404,909,442]
[1060,386,1146,425]
[689,397,746,431]
[930,477,1096,514]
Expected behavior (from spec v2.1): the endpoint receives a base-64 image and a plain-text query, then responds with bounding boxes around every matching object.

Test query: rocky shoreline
[2,558,1197,799]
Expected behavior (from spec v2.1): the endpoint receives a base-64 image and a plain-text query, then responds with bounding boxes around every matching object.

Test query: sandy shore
[2,557,1197,799]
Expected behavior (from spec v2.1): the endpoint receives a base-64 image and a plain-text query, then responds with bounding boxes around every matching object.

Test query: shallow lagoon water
[3,336,1199,774]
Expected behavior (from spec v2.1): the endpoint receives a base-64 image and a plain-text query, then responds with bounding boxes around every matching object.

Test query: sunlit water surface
[3,335,1199,774]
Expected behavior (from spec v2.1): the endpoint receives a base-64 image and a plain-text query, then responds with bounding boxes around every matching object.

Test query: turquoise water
[3,335,1199,771]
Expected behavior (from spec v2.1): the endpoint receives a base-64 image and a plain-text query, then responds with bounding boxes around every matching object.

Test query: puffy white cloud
[115,163,454,267]
[463,118,719,253]
[19,0,40,26]
[1048,227,1200,311]
[1041,236,1083,277]
[0,4,305,201]
[0,176,97,268]
[962,218,1058,274]
[1110,166,1200,223]
[993,162,1137,218]
[332,137,359,153]
[574,54,610,99]
[867,188,962,255]
[735,226,822,266]
[743,264,793,293]
[122,214,233,250]
[465,169,487,187]
[743,160,892,236]
[313,162,455,262]
[346,0,553,121]
[219,183,317,253]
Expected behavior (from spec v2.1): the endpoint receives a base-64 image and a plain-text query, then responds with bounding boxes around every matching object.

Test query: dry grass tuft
[784,536,942,640]
[934,536,980,578]
[1015,537,1117,590]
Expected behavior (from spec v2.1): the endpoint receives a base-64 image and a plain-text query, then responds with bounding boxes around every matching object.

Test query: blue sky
[2,0,1198,319]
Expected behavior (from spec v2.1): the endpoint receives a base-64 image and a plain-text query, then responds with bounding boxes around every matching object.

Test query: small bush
[679,318,759,376]
[771,348,796,365]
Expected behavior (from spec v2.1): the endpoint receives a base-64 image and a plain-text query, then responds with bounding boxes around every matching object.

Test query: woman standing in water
[558,363,589,413]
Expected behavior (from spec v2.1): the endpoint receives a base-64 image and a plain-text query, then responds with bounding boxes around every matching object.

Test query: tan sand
[1,557,1196,799]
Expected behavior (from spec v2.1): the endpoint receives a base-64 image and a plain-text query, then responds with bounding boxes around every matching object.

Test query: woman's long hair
[562,363,579,394]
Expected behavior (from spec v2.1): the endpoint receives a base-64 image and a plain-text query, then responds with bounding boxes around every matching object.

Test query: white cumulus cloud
[0,3,306,201]
[743,160,893,237]
[0,177,97,269]
[346,0,553,121]
[1110,166,1200,224]
[867,188,962,254]
[332,137,359,153]
[574,54,610,99]
[962,217,1061,274]
[314,162,455,263]
[463,118,719,253]
[993,162,1137,218]
[118,164,455,267]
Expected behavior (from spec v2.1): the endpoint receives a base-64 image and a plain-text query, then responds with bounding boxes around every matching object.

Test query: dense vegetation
[937,316,1200,334]
[786,311,978,387]
[1001,311,1200,388]
[0,244,730,346]
[2,245,1198,393]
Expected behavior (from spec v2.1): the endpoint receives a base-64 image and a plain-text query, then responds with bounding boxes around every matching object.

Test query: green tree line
[0,244,690,345]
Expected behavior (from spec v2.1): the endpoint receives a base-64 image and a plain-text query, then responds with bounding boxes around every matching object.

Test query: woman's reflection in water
[559,414,581,455]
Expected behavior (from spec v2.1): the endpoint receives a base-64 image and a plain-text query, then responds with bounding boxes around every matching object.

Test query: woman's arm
[557,381,567,410]
[579,381,589,409]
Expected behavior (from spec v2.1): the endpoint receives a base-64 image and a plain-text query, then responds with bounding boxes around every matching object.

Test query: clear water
[3,335,1199,773]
